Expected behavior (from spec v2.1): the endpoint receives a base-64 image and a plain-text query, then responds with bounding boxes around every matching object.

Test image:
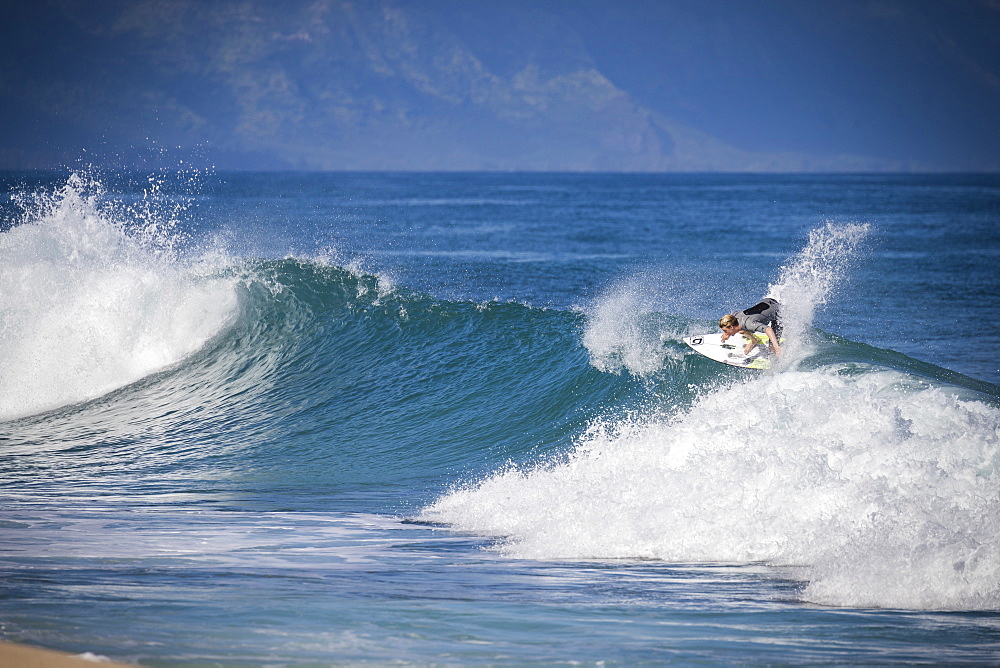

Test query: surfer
[719,298,782,358]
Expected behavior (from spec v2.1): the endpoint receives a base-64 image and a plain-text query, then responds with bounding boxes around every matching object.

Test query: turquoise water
[0,171,998,665]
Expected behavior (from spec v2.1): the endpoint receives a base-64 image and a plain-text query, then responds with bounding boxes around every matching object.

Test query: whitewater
[0,173,238,421]
[1,170,998,665]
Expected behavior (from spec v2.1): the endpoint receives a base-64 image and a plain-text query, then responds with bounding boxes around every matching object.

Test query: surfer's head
[719,314,739,330]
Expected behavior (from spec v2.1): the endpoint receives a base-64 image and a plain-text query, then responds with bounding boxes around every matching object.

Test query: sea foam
[422,367,1000,610]
[0,173,238,421]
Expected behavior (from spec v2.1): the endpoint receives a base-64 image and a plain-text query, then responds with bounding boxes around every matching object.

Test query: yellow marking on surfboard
[743,333,785,344]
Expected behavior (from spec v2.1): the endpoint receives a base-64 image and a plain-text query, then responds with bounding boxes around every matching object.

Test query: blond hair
[719,314,739,329]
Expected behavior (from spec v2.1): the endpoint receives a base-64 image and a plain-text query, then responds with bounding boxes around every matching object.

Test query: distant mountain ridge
[2,0,995,171]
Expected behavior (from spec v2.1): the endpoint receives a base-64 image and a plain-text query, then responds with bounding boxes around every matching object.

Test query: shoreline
[0,641,135,667]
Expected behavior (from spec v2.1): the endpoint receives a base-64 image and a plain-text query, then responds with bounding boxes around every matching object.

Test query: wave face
[195,259,634,491]
[2,257,634,494]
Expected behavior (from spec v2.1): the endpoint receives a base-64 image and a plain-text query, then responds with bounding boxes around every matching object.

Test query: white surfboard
[683,331,776,370]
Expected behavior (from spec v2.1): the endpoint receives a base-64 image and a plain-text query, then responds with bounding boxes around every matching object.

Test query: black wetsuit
[734,298,781,337]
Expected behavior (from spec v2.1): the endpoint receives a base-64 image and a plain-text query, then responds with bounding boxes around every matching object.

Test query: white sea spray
[0,172,239,421]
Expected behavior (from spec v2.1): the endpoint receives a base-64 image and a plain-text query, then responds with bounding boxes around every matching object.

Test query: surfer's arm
[721,329,740,343]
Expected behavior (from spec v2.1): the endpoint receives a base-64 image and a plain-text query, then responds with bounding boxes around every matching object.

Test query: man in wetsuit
[719,298,782,358]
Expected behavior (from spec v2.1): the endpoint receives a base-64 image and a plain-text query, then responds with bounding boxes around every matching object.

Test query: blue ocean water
[0,170,998,665]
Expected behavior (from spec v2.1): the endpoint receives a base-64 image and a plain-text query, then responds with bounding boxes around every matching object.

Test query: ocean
[0,170,998,665]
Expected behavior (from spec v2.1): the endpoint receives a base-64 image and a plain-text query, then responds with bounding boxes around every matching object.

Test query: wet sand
[0,641,134,667]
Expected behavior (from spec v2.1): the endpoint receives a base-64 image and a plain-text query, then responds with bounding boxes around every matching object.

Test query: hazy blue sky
[1,0,998,171]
